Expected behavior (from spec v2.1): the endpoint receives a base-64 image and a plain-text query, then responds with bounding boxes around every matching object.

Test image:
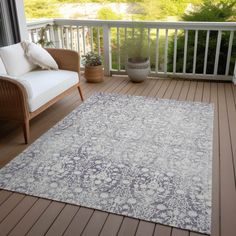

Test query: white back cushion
[22,41,58,70]
[0,43,36,76]
[0,57,7,74]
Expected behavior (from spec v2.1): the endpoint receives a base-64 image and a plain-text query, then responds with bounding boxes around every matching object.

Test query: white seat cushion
[0,43,36,77]
[17,69,79,112]
[0,57,7,74]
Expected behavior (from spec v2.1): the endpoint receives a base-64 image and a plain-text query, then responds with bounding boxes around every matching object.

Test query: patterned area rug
[0,93,214,234]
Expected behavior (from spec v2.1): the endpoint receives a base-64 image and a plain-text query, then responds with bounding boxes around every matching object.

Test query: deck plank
[171,80,184,100]
[202,82,211,103]
[138,79,156,96]
[0,195,37,235]
[26,201,65,236]
[186,81,197,101]
[224,83,236,182]
[156,80,171,98]
[148,79,163,97]
[135,221,155,236]
[117,217,139,236]
[99,214,123,236]
[0,77,235,236]
[153,224,171,236]
[163,80,177,99]
[171,228,189,236]
[194,82,204,102]
[45,204,79,236]
[0,190,12,205]
[218,83,236,236]
[63,207,94,236]
[8,198,51,236]
[178,80,191,101]
[0,193,24,223]
[81,210,108,236]
[209,83,220,236]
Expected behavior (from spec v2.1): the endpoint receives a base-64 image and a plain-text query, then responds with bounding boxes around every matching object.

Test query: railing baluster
[103,24,111,76]
[97,27,100,56]
[214,30,222,75]
[124,27,127,63]
[193,30,198,74]
[117,27,121,72]
[60,26,64,48]
[53,26,60,48]
[90,27,93,52]
[82,26,86,55]
[204,30,210,75]
[183,29,188,74]
[70,26,73,50]
[77,26,80,53]
[26,20,236,81]
[36,29,40,43]
[30,30,35,43]
[173,29,178,74]
[45,29,49,42]
[233,61,236,84]
[164,29,169,74]
[65,27,69,49]
[225,31,234,76]
[49,25,55,46]
[124,27,127,43]
[155,28,159,74]
[148,28,151,61]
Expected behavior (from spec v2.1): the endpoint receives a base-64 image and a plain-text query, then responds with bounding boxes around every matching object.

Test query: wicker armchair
[0,48,84,144]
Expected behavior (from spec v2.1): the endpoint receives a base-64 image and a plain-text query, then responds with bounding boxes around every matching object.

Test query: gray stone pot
[126,58,150,82]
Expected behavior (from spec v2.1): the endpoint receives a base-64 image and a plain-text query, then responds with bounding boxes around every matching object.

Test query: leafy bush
[168,0,236,75]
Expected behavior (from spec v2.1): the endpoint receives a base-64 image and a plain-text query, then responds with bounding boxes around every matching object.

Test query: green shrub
[168,0,236,75]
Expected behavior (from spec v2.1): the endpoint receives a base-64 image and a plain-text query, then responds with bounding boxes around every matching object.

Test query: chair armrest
[46,48,80,73]
[0,76,29,121]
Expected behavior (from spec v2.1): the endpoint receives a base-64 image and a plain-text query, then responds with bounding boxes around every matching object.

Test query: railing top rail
[53,19,236,30]
[27,19,54,29]
[27,19,236,31]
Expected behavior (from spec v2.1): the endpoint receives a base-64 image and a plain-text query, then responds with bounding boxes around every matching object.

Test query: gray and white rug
[0,93,214,234]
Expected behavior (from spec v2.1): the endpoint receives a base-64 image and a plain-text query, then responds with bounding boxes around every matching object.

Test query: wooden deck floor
[0,76,236,236]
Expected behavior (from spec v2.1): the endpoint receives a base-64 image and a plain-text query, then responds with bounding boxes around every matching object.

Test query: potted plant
[82,52,104,83]
[125,27,150,83]
[37,24,54,47]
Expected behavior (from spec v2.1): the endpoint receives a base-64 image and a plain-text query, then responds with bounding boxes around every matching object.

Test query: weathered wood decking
[0,76,236,236]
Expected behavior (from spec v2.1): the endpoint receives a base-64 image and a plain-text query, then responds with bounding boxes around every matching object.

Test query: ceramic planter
[126,58,150,82]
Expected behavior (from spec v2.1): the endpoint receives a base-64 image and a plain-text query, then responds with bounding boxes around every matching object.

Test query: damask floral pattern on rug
[0,93,214,234]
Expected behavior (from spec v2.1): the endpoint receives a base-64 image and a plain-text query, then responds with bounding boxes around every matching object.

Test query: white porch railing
[27,19,236,81]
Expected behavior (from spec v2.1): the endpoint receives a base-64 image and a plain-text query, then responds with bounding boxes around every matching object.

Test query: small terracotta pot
[84,65,104,83]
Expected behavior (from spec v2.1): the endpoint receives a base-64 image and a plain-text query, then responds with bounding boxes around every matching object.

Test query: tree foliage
[97,7,123,20]
[24,0,61,19]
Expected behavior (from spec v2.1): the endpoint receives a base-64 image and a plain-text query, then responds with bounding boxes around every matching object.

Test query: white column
[15,0,28,40]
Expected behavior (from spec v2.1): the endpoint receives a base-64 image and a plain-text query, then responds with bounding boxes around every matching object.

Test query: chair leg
[78,85,84,101]
[22,119,30,144]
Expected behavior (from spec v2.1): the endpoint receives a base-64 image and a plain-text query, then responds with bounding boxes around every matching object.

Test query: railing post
[233,61,236,85]
[102,24,111,76]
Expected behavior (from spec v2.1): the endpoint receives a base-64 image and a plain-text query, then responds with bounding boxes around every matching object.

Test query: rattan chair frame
[0,48,84,144]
